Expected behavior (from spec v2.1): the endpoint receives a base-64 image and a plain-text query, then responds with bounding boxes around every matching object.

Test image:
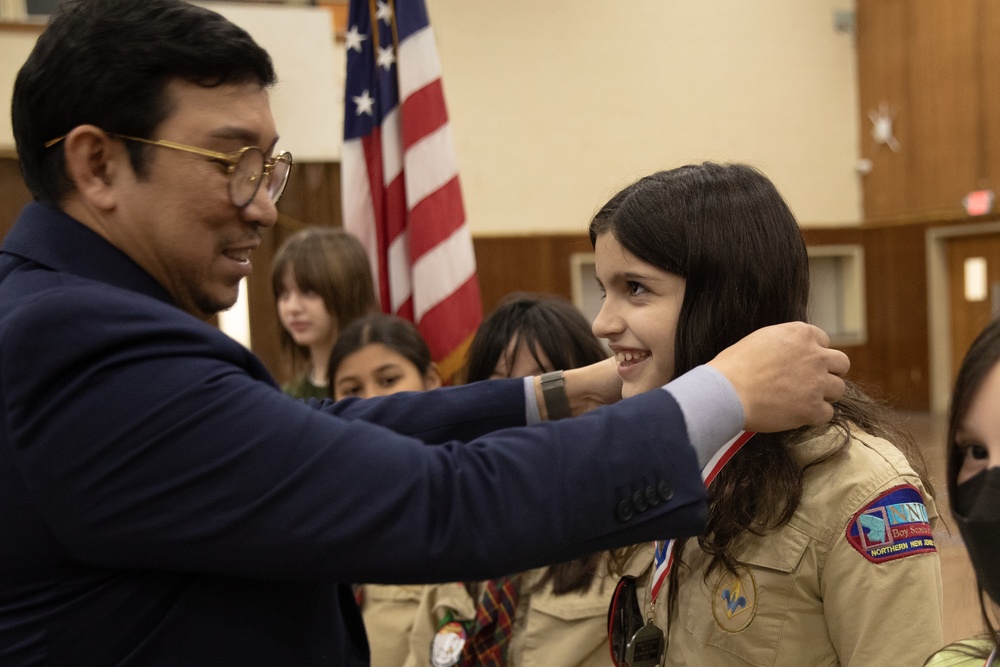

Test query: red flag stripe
[412,226,477,320]
[407,177,465,259]
[401,79,448,150]
[417,276,482,360]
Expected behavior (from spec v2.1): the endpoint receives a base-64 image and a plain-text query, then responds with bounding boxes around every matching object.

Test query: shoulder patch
[845,484,936,563]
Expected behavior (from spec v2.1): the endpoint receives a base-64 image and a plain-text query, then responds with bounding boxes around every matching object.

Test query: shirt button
[645,485,661,507]
[657,480,674,502]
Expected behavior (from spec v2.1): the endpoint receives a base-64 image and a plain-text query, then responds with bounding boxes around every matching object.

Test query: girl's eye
[962,442,989,461]
[628,281,648,296]
[379,375,401,388]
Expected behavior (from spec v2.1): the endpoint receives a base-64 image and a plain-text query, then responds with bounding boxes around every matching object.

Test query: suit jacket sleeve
[1,287,707,585]
[313,379,532,445]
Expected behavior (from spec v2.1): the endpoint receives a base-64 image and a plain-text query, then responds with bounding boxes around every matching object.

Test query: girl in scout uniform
[328,314,441,667]
[403,293,616,667]
[926,319,1000,666]
[592,162,943,666]
[330,313,442,400]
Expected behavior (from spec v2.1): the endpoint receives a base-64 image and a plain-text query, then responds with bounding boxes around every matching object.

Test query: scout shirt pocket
[521,579,613,667]
[678,525,811,667]
[362,584,426,667]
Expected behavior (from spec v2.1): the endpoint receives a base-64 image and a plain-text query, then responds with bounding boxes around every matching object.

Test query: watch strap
[540,370,571,420]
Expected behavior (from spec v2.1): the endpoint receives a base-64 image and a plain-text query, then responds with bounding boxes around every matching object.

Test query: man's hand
[707,322,849,433]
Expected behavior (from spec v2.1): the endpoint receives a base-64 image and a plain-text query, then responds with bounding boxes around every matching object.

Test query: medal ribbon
[650,430,755,602]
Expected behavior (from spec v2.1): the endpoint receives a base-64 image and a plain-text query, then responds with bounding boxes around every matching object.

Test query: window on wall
[807,245,867,346]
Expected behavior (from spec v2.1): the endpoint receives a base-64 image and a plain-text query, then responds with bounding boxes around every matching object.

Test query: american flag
[341,0,482,382]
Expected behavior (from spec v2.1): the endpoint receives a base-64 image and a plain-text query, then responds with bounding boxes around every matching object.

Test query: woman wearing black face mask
[927,319,1000,666]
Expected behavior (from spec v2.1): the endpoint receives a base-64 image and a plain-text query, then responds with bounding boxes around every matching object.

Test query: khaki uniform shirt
[621,426,944,666]
[404,565,615,667]
[362,584,425,667]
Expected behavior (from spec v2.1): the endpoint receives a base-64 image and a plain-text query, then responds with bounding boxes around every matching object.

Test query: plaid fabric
[457,576,521,667]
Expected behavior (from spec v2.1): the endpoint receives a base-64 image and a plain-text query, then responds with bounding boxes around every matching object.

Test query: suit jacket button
[616,498,634,522]
[632,490,649,513]
[645,485,661,507]
[657,480,674,502]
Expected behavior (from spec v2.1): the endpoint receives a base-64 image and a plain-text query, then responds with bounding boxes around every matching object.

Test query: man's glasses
[45,132,293,208]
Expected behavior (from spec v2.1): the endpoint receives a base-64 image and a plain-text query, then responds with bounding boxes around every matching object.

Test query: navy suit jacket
[0,203,707,666]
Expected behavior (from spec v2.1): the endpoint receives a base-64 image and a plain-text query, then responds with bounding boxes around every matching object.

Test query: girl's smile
[592,232,685,398]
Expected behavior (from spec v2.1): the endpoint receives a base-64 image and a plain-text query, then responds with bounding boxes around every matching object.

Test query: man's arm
[547,321,847,431]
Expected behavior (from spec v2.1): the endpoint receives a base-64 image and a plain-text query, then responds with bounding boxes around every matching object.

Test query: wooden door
[946,233,1000,382]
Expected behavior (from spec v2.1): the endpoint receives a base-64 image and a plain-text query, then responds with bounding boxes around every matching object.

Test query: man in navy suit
[0,1,847,664]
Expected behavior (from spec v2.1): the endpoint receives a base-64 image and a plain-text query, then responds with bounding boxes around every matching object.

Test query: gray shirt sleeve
[663,365,744,468]
[523,376,541,425]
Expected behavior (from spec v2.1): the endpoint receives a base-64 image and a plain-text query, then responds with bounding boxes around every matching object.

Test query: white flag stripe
[412,224,476,321]
[388,230,413,313]
[398,26,441,101]
[380,106,403,188]
[404,123,459,209]
[341,139,382,298]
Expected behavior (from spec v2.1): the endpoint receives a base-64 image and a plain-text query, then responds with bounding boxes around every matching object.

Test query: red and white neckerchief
[650,431,756,602]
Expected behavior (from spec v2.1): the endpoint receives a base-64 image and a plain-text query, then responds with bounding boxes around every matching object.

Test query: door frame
[927,220,1000,412]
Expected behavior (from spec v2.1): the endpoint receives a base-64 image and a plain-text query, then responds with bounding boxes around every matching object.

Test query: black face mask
[954,467,1000,605]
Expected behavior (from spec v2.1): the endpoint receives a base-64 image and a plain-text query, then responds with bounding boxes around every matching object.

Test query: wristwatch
[540,370,571,420]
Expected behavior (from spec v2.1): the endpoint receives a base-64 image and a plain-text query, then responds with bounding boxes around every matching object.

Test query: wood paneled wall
[803,224,930,409]
[0,158,31,240]
[858,0,1000,221]
[472,234,593,312]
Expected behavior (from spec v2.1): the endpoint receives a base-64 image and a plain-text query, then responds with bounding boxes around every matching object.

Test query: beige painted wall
[1,0,860,232]
[0,4,344,162]
[426,0,861,232]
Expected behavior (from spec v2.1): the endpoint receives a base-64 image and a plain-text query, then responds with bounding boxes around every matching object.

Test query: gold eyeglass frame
[44,132,293,208]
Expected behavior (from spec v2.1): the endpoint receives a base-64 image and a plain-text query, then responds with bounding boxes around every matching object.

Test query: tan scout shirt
[361,584,425,667]
[620,426,944,666]
[403,564,615,667]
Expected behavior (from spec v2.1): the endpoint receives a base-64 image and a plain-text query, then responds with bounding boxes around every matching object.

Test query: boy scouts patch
[711,565,757,633]
[846,484,936,564]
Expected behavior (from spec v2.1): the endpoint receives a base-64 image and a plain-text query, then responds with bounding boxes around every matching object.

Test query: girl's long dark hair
[591,163,930,610]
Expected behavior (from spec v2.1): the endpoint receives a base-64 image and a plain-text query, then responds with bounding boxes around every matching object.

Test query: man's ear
[61,125,128,211]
